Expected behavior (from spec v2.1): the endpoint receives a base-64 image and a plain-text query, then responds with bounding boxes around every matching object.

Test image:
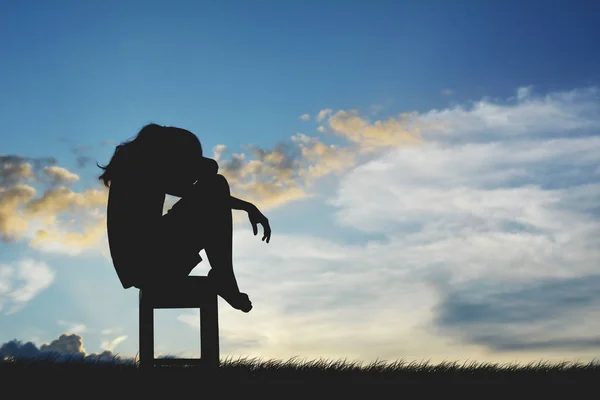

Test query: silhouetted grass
[1,355,598,384]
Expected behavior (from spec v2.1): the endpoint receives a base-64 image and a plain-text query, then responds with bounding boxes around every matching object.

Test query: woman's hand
[248,205,271,243]
[228,195,272,243]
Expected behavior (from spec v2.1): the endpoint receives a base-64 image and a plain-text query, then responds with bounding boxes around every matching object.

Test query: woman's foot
[208,269,253,312]
[224,292,252,313]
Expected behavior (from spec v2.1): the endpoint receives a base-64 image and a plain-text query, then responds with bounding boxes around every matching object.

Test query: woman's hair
[97,123,202,187]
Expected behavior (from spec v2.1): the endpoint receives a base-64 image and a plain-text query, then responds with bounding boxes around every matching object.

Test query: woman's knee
[214,173,229,187]
[211,174,230,195]
[165,174,231,222]
[193,173,230,199]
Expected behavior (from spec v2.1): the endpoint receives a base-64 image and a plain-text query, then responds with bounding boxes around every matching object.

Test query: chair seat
[140,276,217,309]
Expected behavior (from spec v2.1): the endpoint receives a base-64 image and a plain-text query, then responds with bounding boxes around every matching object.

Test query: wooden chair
[138,276,219,369]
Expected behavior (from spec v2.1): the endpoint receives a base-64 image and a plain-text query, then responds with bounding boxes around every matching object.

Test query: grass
[2,355,599,384]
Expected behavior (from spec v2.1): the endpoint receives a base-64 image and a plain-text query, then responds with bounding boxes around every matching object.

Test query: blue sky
[1,0,600,363]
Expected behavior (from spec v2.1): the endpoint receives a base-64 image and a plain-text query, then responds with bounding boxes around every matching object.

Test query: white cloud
[0,184,36,241]
[0,154,109,255]
[325,109,425,151]
[3,86,600,364]
[11,86,595,262]
[0,259,55,314]
[209,86,600,217]
[299,113,310,121]
[330,145,600,283]
[316,109,332,122]
[441,89,453,96]
[419,87,600,140]
[43,166,79,186]
[0,155,37,186]
[40,333,86,354]
[178,228,465,362]
[100,328,121,336]
[26,217,107,256]
[176,86,600,364]
[57,321,87,334]
[101,335,128,352]
[317,108,333,122]
[517,86,532,101]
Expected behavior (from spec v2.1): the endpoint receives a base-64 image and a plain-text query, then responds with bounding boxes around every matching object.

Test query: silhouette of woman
[98,123,271,313]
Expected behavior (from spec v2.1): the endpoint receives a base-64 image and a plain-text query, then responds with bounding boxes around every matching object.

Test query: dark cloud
[76,156,95,169]
[433,275,600,352]
[0,155,57,186]
[0,340,40,359]
[249,141,302,171]
[71,145,93,154]
[59,140,113,169]
[218,140,303,179]
[69,145,97,169]
[437,275,600,325]
[220,153,245,177]
[0,334,133,364]
[231,141,304,186]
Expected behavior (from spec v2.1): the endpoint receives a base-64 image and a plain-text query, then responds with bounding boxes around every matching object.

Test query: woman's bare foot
[208,269,252,312]
[224,292,252,313]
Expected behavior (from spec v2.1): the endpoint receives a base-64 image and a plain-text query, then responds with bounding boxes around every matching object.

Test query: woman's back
[107,175,165,288]
[99,124,206,288]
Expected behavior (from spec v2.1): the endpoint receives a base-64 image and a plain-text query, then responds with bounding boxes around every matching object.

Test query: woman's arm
[230,195,271,243]
[229,196,255,212]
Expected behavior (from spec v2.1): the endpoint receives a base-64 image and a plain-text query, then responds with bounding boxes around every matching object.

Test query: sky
[1,0,600,364]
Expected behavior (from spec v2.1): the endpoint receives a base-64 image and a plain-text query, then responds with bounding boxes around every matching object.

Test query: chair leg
[139,290,154,369]
[200,293,219,367]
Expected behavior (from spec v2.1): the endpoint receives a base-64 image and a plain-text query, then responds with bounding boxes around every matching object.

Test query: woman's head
[98,123,204,187]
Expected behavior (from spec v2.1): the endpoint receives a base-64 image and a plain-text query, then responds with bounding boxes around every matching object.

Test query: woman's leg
[162,174,252,312]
